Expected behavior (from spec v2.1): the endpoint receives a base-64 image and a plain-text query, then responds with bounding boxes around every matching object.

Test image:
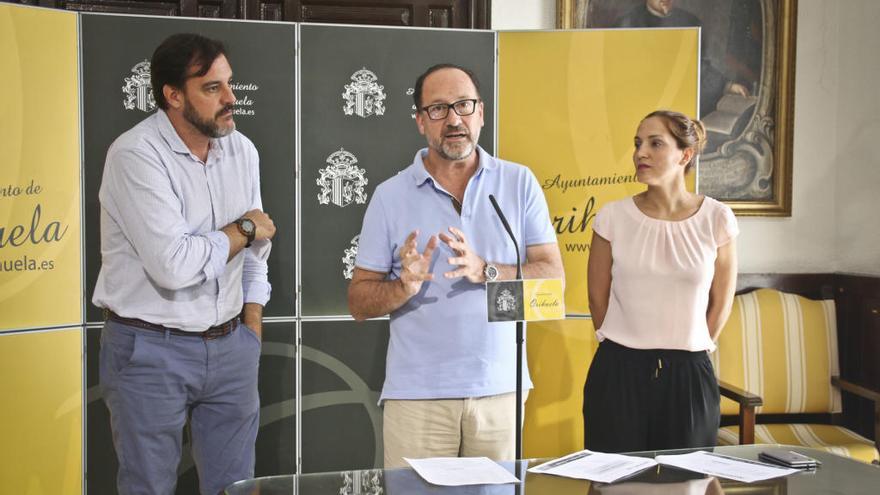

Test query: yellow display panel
[0,328,82,494]
[0,5,82,331]
[499,29,698,314]
[524,319,599,458]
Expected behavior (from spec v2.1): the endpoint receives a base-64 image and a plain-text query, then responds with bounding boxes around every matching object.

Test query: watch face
[240,218,256,235]
[485,264,499,281]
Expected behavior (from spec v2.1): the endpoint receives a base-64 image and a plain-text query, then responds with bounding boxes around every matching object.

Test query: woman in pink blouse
[583,110,739,452]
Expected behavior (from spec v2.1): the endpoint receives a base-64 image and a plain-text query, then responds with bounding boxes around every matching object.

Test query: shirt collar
[410,145,496,186]
[155,109,224,157]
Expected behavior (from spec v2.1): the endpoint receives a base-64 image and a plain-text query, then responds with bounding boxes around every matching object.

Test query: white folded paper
[528,449,658,483]
[405,457,520,486]
[655,451,799,483]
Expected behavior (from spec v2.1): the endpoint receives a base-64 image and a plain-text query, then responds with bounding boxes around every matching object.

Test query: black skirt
[582,339,721,452]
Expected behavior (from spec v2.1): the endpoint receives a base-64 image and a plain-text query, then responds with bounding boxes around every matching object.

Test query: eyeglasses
[420,99,480,120]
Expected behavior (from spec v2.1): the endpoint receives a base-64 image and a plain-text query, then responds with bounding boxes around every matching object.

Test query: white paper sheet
[527,449,658,483]
[655,451,799,483]
[404,457,520,486]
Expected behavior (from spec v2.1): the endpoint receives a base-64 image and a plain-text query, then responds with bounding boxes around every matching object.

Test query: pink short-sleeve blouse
[591,196,738,351]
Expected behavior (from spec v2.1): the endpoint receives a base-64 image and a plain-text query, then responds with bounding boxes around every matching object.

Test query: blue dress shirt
[93,110,270,331]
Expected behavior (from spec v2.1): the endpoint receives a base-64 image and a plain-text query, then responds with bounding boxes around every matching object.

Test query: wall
[835,0,880,275]
[737,0,839,273]
[492,0,555,30]
[493,0,879,276]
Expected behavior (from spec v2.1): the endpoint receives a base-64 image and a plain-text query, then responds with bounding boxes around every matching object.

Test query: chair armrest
[832,376,880,403]
[719,380,763,445]
[832,376,880,455]
[719,380,764,407]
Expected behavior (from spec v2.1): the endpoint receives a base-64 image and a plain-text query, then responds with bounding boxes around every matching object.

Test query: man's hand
[398,230,437,297]
[439,226,485,283]
[243,209,276,241]
[242,302,263,340]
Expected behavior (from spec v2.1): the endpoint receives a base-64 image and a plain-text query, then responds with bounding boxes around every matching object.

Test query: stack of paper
[655,451,799,483]
[528,450,657,483]
[405,457,520,486]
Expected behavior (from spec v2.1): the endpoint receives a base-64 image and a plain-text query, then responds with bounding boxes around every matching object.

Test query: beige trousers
[382,391,527,469]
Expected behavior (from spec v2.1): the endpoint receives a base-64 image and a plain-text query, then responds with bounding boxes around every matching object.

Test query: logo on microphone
[495,289,518,313]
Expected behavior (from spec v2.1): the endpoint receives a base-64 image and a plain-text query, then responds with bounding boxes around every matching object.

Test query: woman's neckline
[629,194,708,223]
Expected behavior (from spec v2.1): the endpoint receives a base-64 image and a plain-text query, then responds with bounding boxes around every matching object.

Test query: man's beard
[184,101,235,138]
[434,126,477,161]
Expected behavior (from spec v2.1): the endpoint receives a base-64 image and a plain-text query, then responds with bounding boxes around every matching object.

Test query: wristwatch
[236,217,256,247]
[483,262,499,282]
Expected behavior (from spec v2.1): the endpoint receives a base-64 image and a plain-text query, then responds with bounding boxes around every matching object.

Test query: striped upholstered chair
[711,288,880,464]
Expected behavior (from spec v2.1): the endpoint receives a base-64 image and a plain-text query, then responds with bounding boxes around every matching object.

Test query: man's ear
[415,111,426,136]
[163,84,183,110]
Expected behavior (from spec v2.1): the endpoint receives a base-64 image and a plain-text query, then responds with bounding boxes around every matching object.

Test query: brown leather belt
[104,309,238,340]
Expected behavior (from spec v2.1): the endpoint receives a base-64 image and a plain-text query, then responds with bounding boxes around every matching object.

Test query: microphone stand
[488,195,524,466]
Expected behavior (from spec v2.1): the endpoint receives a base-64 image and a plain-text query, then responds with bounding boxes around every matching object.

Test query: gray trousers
[100,319,261,495]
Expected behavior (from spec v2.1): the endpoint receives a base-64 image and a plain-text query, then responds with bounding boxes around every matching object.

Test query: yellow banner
[0,5,82,331]
[498,29,698,314]
[499,29,698,458]
[0,328,82,494]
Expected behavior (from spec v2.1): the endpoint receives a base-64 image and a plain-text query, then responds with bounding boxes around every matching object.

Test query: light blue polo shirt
[355,146,557,402]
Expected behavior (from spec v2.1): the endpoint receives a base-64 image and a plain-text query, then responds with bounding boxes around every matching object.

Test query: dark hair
[151,33,227,110]
[642,109,707,172]
[412,63,481,109]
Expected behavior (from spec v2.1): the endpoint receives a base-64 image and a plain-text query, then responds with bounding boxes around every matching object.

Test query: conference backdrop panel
[86,321,296,494]
[299,25,496,317]
[81,14,297,322]
[0,328,83,495]
[301,319,389,472]
[499,29,699,457]
[0,5,82,332]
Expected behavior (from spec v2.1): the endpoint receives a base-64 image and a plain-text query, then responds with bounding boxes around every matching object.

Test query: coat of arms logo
[496,289,518,313]
[339,469,383,495]
[342,235,360,280]
[317,148,368,208]
[122,60,156,112]
[343,68,386,118]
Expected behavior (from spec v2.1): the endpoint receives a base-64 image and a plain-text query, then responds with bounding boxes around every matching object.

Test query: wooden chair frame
[719,377,880,463]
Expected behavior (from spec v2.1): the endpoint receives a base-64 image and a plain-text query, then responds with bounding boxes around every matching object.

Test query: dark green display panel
[81,14,297,321]
[299,25,496,317]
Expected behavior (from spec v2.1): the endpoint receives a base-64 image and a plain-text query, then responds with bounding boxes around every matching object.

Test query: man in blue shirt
[94,34,275,495]
[348,64,563,468]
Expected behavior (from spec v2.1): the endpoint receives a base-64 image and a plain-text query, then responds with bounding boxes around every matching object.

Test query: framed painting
[558,0,797,216]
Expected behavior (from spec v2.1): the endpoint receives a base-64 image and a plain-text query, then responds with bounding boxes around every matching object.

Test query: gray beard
[439,140,475,161]
[184,103,234,139]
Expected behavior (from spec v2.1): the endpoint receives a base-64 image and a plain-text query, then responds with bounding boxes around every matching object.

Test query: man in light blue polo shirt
[348,64,563,468]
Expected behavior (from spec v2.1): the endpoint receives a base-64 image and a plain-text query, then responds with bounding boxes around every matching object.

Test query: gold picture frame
[558,0,797,216]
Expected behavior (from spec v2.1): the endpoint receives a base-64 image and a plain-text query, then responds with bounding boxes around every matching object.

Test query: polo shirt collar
[410,145,497,187]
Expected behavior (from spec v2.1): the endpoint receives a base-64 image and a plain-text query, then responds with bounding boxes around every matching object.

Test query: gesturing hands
[398,230,437,297]
[439,226,486,283]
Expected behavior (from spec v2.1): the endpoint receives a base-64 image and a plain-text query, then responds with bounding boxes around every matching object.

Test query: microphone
[489,193,525,461]
[488,194,522,280]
